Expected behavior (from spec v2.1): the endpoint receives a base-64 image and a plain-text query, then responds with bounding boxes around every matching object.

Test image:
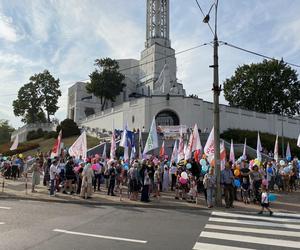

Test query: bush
[27,130,45,140]
[43,131,58,139]
[57,118,80,138]
[0,142,40,156]
[221,129,300,157]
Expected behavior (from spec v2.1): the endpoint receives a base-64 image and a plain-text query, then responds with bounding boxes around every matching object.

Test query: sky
[0,0,300,129]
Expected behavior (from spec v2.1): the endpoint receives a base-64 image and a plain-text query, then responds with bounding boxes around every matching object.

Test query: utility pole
[204,0,221,206]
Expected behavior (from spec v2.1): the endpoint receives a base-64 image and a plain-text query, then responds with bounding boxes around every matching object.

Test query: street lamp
[203,0,222,206]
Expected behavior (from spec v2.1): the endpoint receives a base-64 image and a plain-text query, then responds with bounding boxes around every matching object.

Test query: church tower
[138,0,185,96]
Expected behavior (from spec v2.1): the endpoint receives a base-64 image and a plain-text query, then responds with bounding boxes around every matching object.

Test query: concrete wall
[11,123,57,143]
[79,96,300,139]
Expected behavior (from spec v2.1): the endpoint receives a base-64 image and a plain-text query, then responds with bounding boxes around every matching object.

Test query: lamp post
[203,0,222,206]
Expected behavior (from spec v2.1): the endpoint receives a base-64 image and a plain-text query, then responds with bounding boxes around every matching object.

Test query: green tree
[56,118,80,138]
[13,70,61,124]
[86,58,125,110]
[13,82,46,124]
[30,70,61,122]
[223,59,300,116]
[0,120,14,145]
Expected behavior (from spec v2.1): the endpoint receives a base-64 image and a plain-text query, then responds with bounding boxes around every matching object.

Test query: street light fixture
[203,0,222,206]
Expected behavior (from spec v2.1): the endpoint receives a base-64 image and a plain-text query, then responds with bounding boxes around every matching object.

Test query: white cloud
[0,14,18,42]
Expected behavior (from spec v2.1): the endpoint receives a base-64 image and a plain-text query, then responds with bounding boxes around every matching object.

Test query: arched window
[155,110,179,126]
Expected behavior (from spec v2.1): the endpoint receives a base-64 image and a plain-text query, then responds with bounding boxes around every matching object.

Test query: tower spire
[146,0,170,48]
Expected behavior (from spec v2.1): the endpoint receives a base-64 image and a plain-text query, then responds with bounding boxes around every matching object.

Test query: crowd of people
[0,152,299,213]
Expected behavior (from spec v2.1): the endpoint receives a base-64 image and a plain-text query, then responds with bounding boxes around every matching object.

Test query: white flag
[178,127,185,160]
[130,146,136,161]
[257,132,262,161]
[297,133,300,148]
[242,138,247,160]
[274,134,279,162]
[229,139,235,163]
[10,134,19,151]
[68,131,87,159]
[143,117,158,155]
[204,127,214,163]
[124,144,129,162]
[185,124,202,160]
[185,133,193,160]
[110,130,116,159]
[102,143,107,159]
[286,142,291,160]
[119,124,128,147]
[170,140,178,165]
[220,140,226,170]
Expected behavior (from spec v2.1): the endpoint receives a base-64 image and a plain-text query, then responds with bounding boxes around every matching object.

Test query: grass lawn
[22,135,100,157]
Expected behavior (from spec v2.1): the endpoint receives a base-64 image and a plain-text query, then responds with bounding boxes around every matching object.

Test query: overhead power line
[221,41,300,68]
[194,0,214,36]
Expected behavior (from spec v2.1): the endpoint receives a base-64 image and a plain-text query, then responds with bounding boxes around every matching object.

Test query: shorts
[261,202,269,208]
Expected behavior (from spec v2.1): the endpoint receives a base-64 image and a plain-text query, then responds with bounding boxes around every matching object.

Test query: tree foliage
[223,59,300,116]
[56,118,80,138]
[86,58,125,110]
[13,70,61,124]
[0,120,14,145]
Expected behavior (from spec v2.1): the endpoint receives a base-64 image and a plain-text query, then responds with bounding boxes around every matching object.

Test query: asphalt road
[0,199,300,250]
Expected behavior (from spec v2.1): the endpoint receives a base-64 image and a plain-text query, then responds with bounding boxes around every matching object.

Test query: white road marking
[193,242,255,250]
[0,206,11,210]
[209,217,300,230]
[0,222,5,225]
[212,211,300,223]
[53,229,147,244]
[200,231,300,249]
[205,224,300,237]
[274,212,300,218]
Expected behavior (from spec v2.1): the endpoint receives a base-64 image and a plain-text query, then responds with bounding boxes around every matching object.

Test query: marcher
[258,186,273,216]
[80,163,94,199]
[204,167,216,208]
[29,158,42,193]
[221,162,235,208]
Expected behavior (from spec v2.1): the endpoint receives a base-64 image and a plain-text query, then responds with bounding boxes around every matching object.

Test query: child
[258,187,273,216]
[241,177,250,204]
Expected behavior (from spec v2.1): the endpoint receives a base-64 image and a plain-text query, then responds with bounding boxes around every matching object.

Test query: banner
[69,131,87,159]
[157,125,187,139]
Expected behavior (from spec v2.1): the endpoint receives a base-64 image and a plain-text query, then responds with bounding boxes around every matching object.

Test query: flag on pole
[138,128,143,159]
[220,140,226,170]
[229,139,235,163]
[185,124,202,160]
[102,143,107,160]
[159,141,165,158]
[130,146,136,161]
[178,127,185,161]
[110,129,116,159]
[50,130,62,158]
[242,138,247,160]
[204,127,214,163]
[274,134,279,162]
[297,133,300,148]
[10,134,19,151]
[68,130,87,159]
[185,133,193,160]
[143,117,158,155]
[124,145,129,162]
[170,140,178,165]
[257,132,262,161]
[119,124,128,147]
[286,142,291,161]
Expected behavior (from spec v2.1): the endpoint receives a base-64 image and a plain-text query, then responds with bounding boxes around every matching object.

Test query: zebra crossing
[193,211,300,250]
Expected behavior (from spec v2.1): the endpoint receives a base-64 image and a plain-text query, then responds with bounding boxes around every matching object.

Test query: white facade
[79,96,300,139]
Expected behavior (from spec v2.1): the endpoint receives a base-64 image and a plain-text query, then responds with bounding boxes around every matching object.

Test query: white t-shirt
[261,192,269,204]
[50,164,59,180]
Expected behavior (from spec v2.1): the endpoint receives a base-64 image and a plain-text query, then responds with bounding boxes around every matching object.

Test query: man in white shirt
[49,159,59,196]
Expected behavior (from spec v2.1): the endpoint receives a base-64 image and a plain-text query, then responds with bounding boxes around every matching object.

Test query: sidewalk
[1,177,299,214]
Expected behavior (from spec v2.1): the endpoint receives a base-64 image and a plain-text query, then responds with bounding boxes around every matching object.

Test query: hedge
[221,129,300,157]
[0,142,40,156]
